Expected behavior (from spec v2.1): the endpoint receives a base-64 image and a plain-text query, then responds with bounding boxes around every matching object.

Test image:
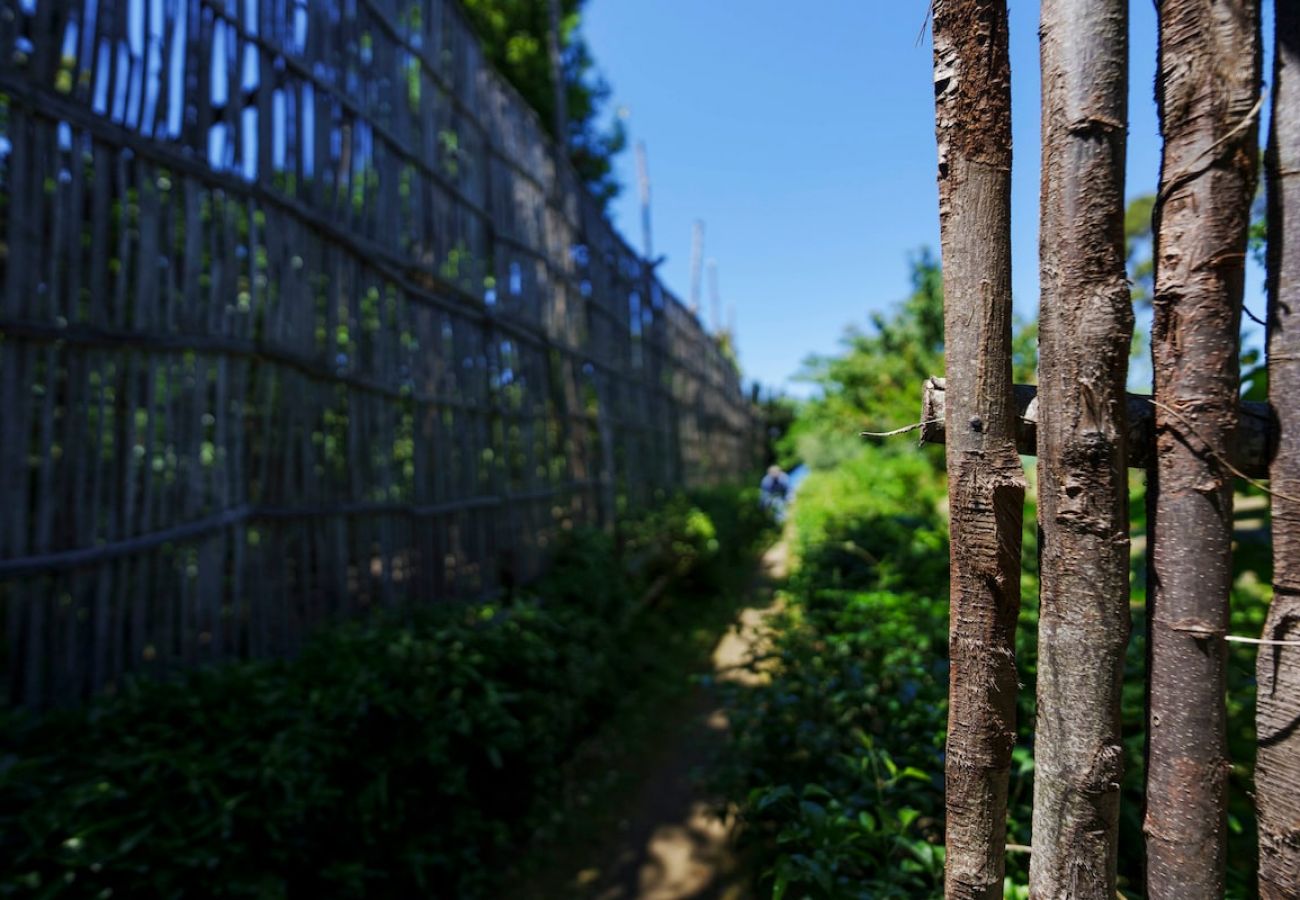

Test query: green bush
[714,446,956,899]
[787,450,947,595]
[719,588,951,899]
[0,488,772,899]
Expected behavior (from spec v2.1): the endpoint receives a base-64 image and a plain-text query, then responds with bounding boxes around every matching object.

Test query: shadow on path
[568,543,787,900]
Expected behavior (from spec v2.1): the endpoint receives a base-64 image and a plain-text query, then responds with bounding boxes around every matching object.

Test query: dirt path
[565,542,787,900]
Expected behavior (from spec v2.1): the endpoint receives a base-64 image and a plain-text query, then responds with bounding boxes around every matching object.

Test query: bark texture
[1030,0,1132,895]
[1145,2,1260,897]
[919,378,1272,478]
[931,3,1025,896]
[1258,6,1300,896]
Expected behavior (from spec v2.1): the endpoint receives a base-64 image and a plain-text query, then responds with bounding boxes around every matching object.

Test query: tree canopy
[461,0,625,205]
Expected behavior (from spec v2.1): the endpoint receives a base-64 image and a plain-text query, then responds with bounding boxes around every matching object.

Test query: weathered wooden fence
[926,0,1293,897]
[0,0,759,708]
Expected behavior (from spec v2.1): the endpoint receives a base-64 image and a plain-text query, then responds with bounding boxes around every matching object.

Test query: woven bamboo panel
[0,0,759,707]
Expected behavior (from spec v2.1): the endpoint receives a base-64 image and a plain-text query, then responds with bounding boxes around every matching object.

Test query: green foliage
[1242,345,1269,401]
[1125,193,1156,309]
[787,449,947,596]
[1010,316,1038,385]
[460,0,626,204]
[757,391,799,467]
[780,251,1034,472]
[1248,185,1268,272]
[0,490,772,899]
[714,446,952,899]
[781,251,945,471]
[735,269,945,895]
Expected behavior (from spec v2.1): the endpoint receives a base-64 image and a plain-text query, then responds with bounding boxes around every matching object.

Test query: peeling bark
[1258,5,1300,897]
[931,3,1025,897]
[1030,0,1132,896]
[1145,2,1261,897]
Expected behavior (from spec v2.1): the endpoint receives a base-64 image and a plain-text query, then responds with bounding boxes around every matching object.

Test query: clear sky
[584,0,1271,395]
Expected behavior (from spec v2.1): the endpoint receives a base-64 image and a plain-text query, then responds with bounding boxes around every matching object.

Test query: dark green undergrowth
[504,489,778,897]
[0,486,772,899]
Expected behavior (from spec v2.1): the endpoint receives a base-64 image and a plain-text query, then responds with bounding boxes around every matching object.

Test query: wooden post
[546,0,568,145]
[688,220,704,315]
[636,140,653,261]
[1145,1,1261,896]
[1257,5,1300,895]
[930,2,1025,896]
[1031,0,1133,893]
[708,258,721,335]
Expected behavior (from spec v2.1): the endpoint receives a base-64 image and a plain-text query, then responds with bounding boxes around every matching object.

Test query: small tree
[460,0,626,203]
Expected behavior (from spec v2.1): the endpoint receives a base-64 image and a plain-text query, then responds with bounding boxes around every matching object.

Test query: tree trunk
[1030,0,1132,895]
[930,3,1025,897]
[1257,6,1300,896]
[1145,2,1260,897]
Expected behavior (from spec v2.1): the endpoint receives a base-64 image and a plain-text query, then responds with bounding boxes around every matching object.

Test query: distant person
[760,465,790,519]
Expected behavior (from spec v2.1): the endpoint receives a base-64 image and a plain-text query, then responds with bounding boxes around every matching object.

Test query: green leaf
[758,785,796,812]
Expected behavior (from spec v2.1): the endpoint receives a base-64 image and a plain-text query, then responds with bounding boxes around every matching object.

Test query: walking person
[759,465,790,520]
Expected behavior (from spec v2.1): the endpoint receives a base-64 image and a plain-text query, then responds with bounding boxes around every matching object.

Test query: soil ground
[512,543,787,900]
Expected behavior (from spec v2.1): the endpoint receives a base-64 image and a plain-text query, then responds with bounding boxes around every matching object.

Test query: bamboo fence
[0,0,759,707]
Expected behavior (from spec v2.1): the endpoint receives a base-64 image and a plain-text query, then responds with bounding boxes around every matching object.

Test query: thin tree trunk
[930,3,1024,896]
[1145,2,1260,897]
[1257,5,1300,896]
[1030,0,1132,895]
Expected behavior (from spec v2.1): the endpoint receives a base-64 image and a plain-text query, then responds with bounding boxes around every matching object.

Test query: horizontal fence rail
[0,0,760,707]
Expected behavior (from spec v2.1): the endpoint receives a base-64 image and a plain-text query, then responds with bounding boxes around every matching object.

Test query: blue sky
[584,0,1271,395]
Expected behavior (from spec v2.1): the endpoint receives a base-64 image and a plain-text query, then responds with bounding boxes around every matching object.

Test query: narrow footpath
[530,542,787,900]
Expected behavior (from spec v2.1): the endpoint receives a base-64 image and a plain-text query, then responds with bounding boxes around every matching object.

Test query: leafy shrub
[787,450,947,595]
[0,488,772,899]
[714,446,955,899]
[619,486,770,597]
[719,588,951,899]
